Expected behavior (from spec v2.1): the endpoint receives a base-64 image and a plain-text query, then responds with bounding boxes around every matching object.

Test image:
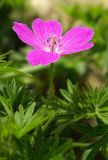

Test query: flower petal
[62,42,94,54]
[26,49,61,66]
[32,18,62,43]
[13,22,38,49]
[61,26,94,54]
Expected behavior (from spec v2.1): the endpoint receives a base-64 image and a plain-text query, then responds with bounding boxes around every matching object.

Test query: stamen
[45,36,62,53]
[47,37,51,43]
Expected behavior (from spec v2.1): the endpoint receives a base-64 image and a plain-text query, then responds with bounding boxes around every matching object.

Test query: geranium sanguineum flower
[13,19,94,66]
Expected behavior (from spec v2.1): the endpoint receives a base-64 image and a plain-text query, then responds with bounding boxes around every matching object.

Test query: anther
[47,37,51,43]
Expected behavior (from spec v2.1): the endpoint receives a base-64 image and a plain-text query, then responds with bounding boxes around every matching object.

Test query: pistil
[50,36,56,52]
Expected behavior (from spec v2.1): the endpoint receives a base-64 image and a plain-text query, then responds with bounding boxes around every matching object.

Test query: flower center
[45,36,62,53]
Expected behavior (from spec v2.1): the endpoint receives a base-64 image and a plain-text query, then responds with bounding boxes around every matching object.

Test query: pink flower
[13,19,94,66]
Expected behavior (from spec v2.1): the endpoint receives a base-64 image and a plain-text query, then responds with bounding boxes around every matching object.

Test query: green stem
[46,63,55,108]
[48,63,54,96]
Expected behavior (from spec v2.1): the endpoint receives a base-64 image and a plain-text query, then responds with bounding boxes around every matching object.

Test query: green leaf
[60,89,72,102]
[0,51,32,78]
[18,113,47,137]
[0,67,32,77]
[14,104,24,126]
[13,104,51,138]
[24,102,35,123]
[85,133,108,160]
[0,96,12,115]
[0,79,35,112]
[50,154,64,160]
[67,79,73,94]
[96,112,108,125]
[14,111,22,126]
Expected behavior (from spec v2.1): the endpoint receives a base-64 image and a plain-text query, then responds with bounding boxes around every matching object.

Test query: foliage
[50,80,108,159]
[0,0,25,8]
[1,75,108,159]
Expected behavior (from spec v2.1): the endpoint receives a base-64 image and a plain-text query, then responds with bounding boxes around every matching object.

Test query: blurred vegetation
[0,0,108,91]
[0,0,108,160]
[0,0,108,92]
